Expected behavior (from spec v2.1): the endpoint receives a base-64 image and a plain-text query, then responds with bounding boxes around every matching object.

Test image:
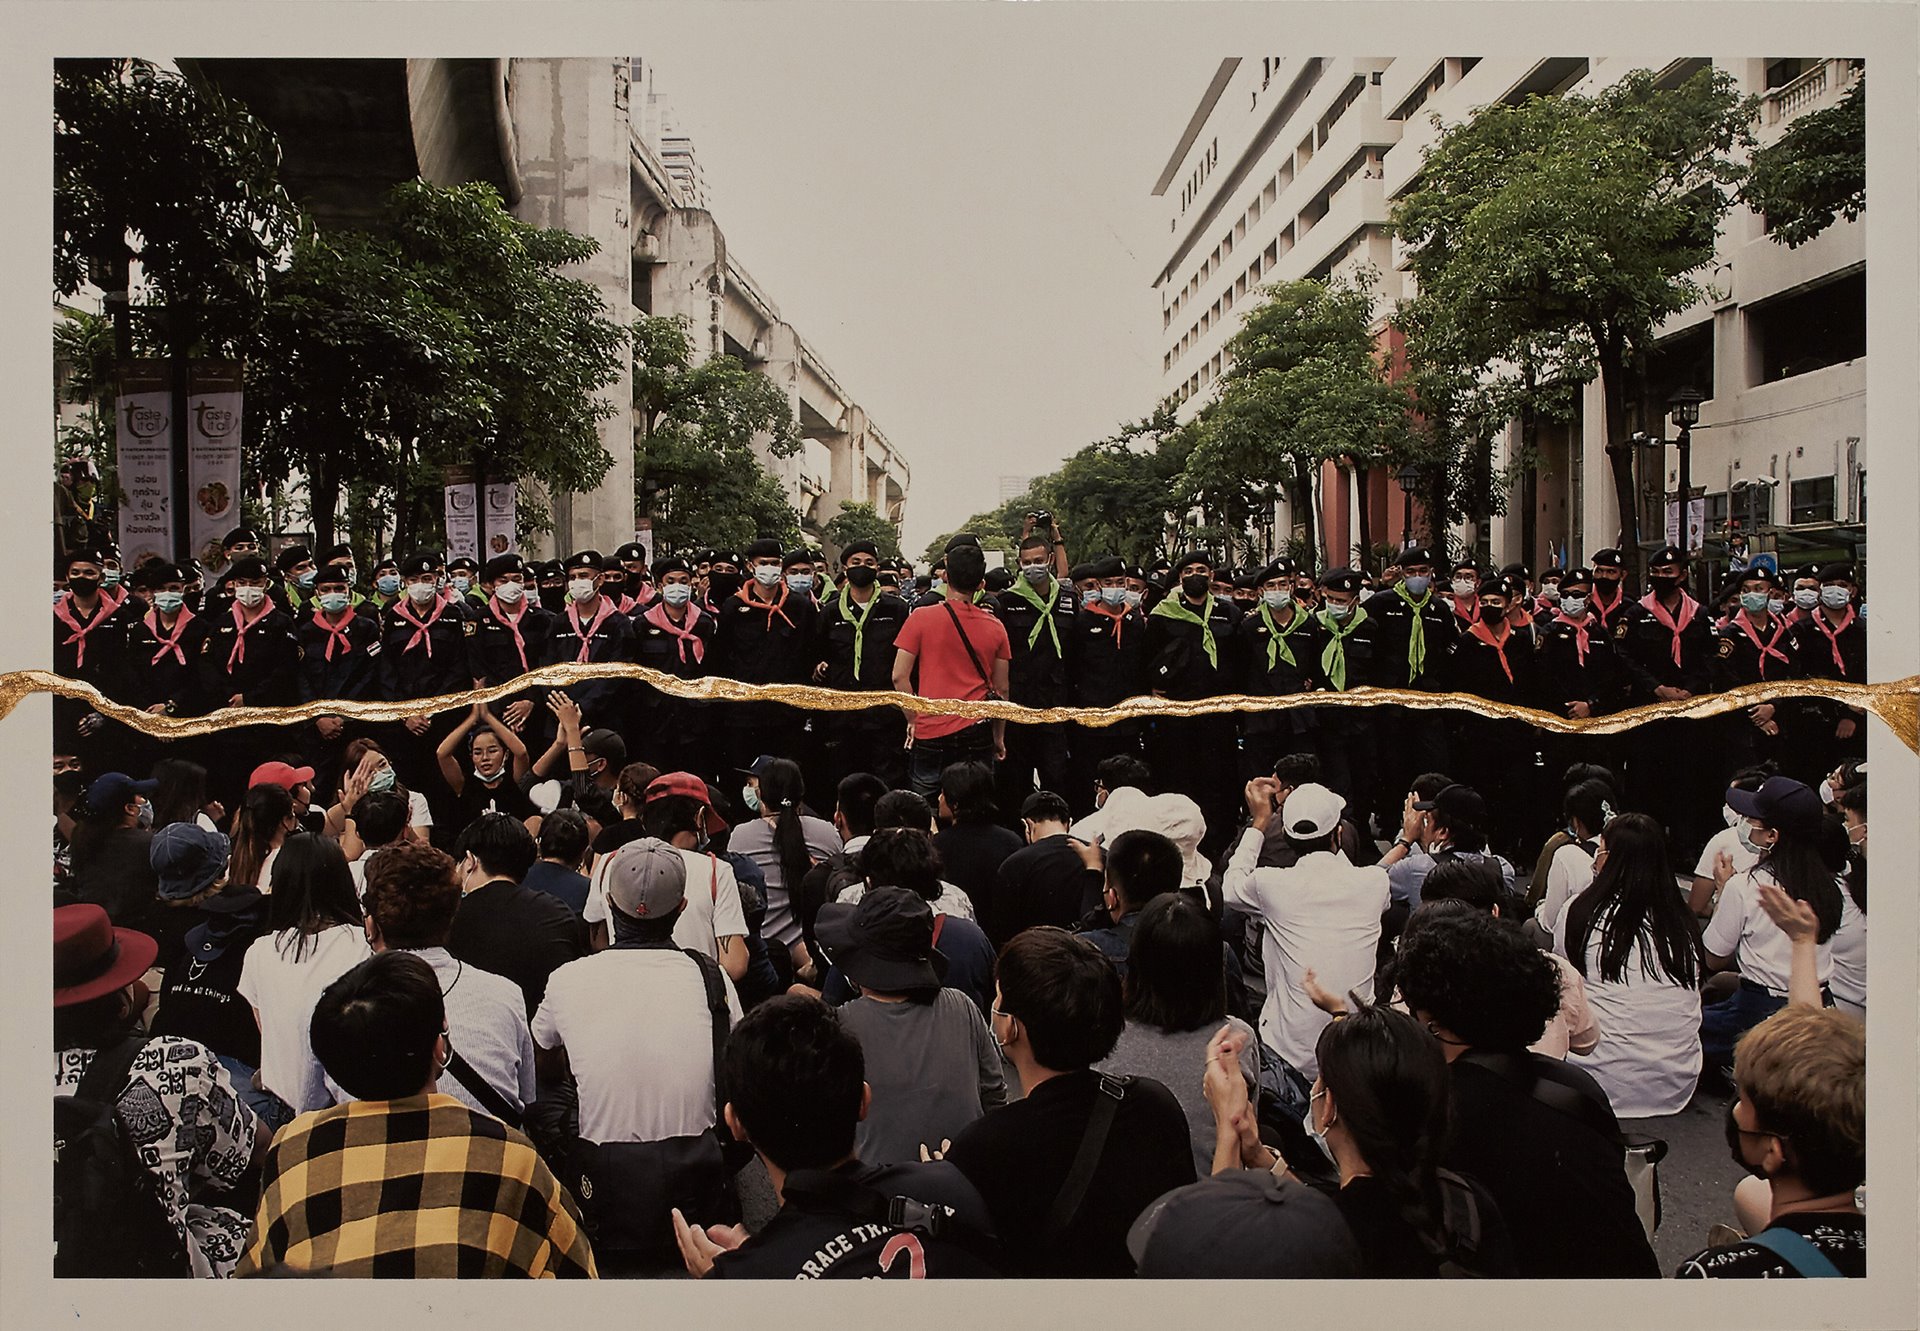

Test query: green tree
[1188,274,1415,567]
[633,314,802,553]
[1049,404,1197,565]
[822,500,903,561]
[1741,76,1864,248]
[248,181,628,554]
[1392,67,1756,580]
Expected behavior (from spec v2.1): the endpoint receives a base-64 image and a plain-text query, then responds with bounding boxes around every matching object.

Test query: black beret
[563,549,604,572]
[744,538,783,560]
[1449,555,1481,574]
[322,542,355,563]
[1499,562,1532,581]
[1087,556,1125,579]
[399,554,438,578]
[653,555,692,579]
[1317,567,1363,594]
[1067,563,1096,582]
[482,553,527,580]
[1398,545,1439,567]
[943,532,982,554]
[1558,568,1594,592]
[984,567,1015,592]
[710,551,742,568]
[222,526,261,548]
[840,539,879,561]
[1256,560,1296,583]
[311,563,352,586]
[274,545,313,572]
[63,546,108,572]
[613,542,648,562]
[1647,545,1685,569]
[228,555,272,581]
[782,548,815,570]
[1818,562,1856,583]
[371,555,400,573]
[1171,549,1214,574]
[1590,547,1624,569]
[446,556,480,574]
[142,561,186,585]
[1477,576,1516,599]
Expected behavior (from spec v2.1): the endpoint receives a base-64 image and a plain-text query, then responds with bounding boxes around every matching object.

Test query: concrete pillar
[509,57,635,555]
[753,321,803,511]
[1578,376,1618,559]
[825,404,867,516]
[650,208,726,364]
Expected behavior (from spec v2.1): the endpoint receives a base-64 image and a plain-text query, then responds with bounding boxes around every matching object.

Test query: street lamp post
[1668,386,1705,556]
[1395,462,1423,548]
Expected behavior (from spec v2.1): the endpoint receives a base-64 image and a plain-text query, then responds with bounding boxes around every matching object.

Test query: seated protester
[237,952,595,1278]
[143,822,236,976]
[531,840,742,1270]
[1095,892,1258,1177]
[793,772,891,970]
[55,905,265,1280]
[1525,762,1621,909]
[356,843,538,1123]
[1392,906,1659,1277]
[834,792,979,921]
[326,738,433,854]
[446,813,587,1019]
[523,808,593,917]
[1553,813,1706,1119]
[674,995,1004,1279]
[1700,777,1845,1080]
[930,761,1024,913]
[67,771,160,926]
[574,773,749,981]
[1688,765,1773,919]
[1378,780,1517,913]
[822,827,996,1016]
[1222,780,1387,1118]
[1070,785,1215,903]
[226,781,296,893]
[944,927,1197,1277]
[344,789,411,893]
[1529,777,1616,936]
[1072,828,1185,972]
[587,761,659,859]
[1828,777,1867,1020]
[730,757,843,972]
[252,758,326,837]
[814,888,1006,1166]
[237,835,372,1115]
[1255,752,1373,870]
[989,790,1103,947]
[435,702,537,829]
[1675,1006,1865,1278]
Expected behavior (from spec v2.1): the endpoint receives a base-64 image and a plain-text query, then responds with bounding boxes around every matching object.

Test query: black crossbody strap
[942,600,1000,700]
[683,948,731,1125]
[1457,1049,1620,1145]
[444,1047,523,1130]
[1042,1073,1128,1243]
[77,1033,151,1106]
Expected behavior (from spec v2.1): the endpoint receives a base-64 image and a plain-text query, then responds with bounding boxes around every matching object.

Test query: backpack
[53,1035,190,1278]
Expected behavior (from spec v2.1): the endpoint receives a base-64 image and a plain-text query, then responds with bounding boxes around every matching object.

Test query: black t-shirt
[448,772,537,835]
[446,878,588,1017]
[710,1160,1004,1279]
[1675,1211,1866,1278]
[932,822,1024,921]
[521,860,591,917]
[71,827,158,926]
[945,1069,1197,1277]
[988,835,1101,948]
[591,818,650,858]
[148,893,270,1067]
[1328,1172,1518,1278]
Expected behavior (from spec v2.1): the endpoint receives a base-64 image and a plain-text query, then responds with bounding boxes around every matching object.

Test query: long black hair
[1561,813,1705,988]
[229,782,293,890]
[757,758,814,894]
[1754,819,1844,943]
[1123,892,1226,1032]
[149,758,210,831]
[1315,1004,1455,1267]
[267,833,364,963]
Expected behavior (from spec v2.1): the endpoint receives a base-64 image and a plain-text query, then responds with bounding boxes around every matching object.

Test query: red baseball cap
[644,771,728,834]
[249,760,317,792]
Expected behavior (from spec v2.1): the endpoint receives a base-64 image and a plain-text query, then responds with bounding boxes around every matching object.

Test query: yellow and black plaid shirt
[236,1093,596,1278]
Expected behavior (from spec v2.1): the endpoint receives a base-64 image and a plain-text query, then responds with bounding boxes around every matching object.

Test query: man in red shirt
[891,541,1011,798]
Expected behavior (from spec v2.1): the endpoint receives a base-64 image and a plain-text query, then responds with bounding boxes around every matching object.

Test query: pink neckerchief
[614,591,638,614]
[143,605,196,666]
[1084,597,1129,647]
[1731,610,1793,679]
[227,598,274,671]
[488,594,531,672]
[1589,585,1623,628]
[738,583,796,631]
[567,596,615,663]
[393,593,447,657]
[1467,619,1516,683]
[311,606,358,661]
[54,594,114,670]
[643,599,707,664]
[1637,590,1700,669]
[1451,592,1479,622]
[101,585,128,613]
[1809,605,1857,675]
[1552,610,1593,666]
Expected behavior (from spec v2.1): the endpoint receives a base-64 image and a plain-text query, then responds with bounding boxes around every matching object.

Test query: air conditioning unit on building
[634,232,661,262]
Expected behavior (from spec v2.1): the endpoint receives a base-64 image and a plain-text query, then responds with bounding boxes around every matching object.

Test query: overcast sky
[635,10,1221,554]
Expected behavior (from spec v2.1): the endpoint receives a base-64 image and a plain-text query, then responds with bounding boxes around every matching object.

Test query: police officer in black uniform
[1309,566,1382,817]
[1361,545,1456,836]
[993,531,1077,819]
[115,560,207,775]
[1614,543,1718,859]
[1785,561,1867,782]
[197,554,303,811]
[1234,558,1326,784]
[1710,565,1799,774]
[812,539,911,791]
[378,553,481,827]
[295,562,385,799]
[541,549,634,744]
[1144,549,1243,862]
[713,538,823,776]
[629,554,720,781]
[1065,555,1148,812]
[470,552,555,745]
[1445,574,1541,860]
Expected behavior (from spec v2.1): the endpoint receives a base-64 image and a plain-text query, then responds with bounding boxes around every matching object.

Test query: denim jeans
[908,724,996,797]
[217,1053,295,1134]
[1699,979,1793,1073]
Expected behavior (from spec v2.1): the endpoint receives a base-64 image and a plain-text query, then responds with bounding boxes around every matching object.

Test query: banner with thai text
[484,482,518,557]
[186,361,243,568]
[444,465,480,563]
[114,361,173,565]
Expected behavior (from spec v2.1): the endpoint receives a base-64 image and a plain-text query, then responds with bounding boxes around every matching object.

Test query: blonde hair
[1734,1006,1865,1194]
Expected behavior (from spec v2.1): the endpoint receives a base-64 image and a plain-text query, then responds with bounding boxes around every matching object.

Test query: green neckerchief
[1006,574,1064,657]
[1317,603,1370,691]
[1151,594,1218,669]
[1257,600,1312,671]
[837,585,882,678]
[1392,583,1432,682]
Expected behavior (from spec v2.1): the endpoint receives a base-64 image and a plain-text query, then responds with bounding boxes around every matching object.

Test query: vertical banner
[484,482,518,557]
[114,360,174,565]
[186,361,244,568]
[443,464,480,562]
[1665,497,1706,552]
[633,519,654,568]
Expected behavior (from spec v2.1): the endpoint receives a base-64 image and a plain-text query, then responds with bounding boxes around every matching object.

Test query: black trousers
[819,705,908,795]
[1147,712,1241,864]
[997,718,1071,826]
[1065,718,1144,818]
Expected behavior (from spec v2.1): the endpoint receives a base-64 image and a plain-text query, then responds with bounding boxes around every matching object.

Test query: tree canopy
[1741,76,1864,248]
[822,500,903,561]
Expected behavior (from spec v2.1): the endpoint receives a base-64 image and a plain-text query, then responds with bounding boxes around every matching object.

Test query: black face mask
[708,571,742,601]
[1724,1102,1772,1180]
[1649,574,1683,595]
[1181,573,1212,600]
[538,586,567,612]
[845,565,878,589]
[1481,606,1507,625]
[66,577,101,599]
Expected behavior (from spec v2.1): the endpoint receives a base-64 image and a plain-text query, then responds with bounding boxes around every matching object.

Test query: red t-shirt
[893,598,1012,740]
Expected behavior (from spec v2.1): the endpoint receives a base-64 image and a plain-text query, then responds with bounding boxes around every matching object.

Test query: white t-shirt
[582,845,749,962]
[1533,841,1598,934]
[1829,886,1865,1013]
[407,788,433,829]
[531,948,742,1143]
[1221,829,1388,1079]
[1553,908,1702,1117]
[1692,825,1760,880]
[1701,865,1836,993]
[236,923,373,1114]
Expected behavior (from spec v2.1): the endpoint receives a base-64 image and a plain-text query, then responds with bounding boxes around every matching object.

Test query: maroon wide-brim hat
[55,904,158,1008]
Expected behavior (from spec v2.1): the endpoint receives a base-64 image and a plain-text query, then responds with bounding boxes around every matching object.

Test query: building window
[1789,475,1836,525]
[1748,269,1866,385]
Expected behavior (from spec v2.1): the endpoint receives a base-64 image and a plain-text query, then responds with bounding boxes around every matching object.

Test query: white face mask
[1303,1090,1335,1163]
[1722,803,1742,828]
[1452,578,1477,597]
[1737,820,1770,855]
[1817,780,1835,806]
[1098,585,1126,606]
[1767,596,1787,615]
[233,585,267,609]
[568,577,598,602]
[1122,589,1143,609]
[1819,585,1852,610]
[1262,588,1292,609]
[1559,596,1588,618]
[472,757,507,784]
[1792,588,1820,610]
[661,583,693,606]
[494,581,525,604]
[752,564,783,586]
[406,580,438,603]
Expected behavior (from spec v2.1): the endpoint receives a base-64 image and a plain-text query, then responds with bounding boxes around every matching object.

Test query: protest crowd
[50,514,1869,1279]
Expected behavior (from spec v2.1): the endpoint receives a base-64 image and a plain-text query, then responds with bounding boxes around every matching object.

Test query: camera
[1029,509,1054,528]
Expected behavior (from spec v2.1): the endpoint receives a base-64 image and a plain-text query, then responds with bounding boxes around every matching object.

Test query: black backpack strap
[443,1047,523,1130]
[1041,1073,1128,1244]
[782,1168,1004,1268]
[1457,1049,1621,1145]
[683,949,731,1126]
[941,600,1000,700]
[76,1034,151,1107]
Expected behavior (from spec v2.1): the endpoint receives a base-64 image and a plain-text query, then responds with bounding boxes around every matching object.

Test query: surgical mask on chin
[567,578,598,602]
[317,591,351,614]
[473,762,506,785]
[1402,575,1431,598]
[1819,585,1851,610]
[152,591,185,614]
[741,784,761,815]
[1262,588,1292,609]
[661,583,693,606]
[494,581,525,605]
[1021,563,1049,586]
[407,581,438,604]
[1099,585,1126,606]
[233,585,268,609]
[786,573,814,594]
[367,766,397,794]
[753,564,783,587]
[1792,588,1819,610]
[1559,596,1588,618]
[1739,591,1771,614]
[376,574,403,596]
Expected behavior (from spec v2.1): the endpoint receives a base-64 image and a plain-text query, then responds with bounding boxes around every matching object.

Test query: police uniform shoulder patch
[1717,636,1735,658]
[1613,622,1630,640]
[463,620,477,636]
[367,641,381,656]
